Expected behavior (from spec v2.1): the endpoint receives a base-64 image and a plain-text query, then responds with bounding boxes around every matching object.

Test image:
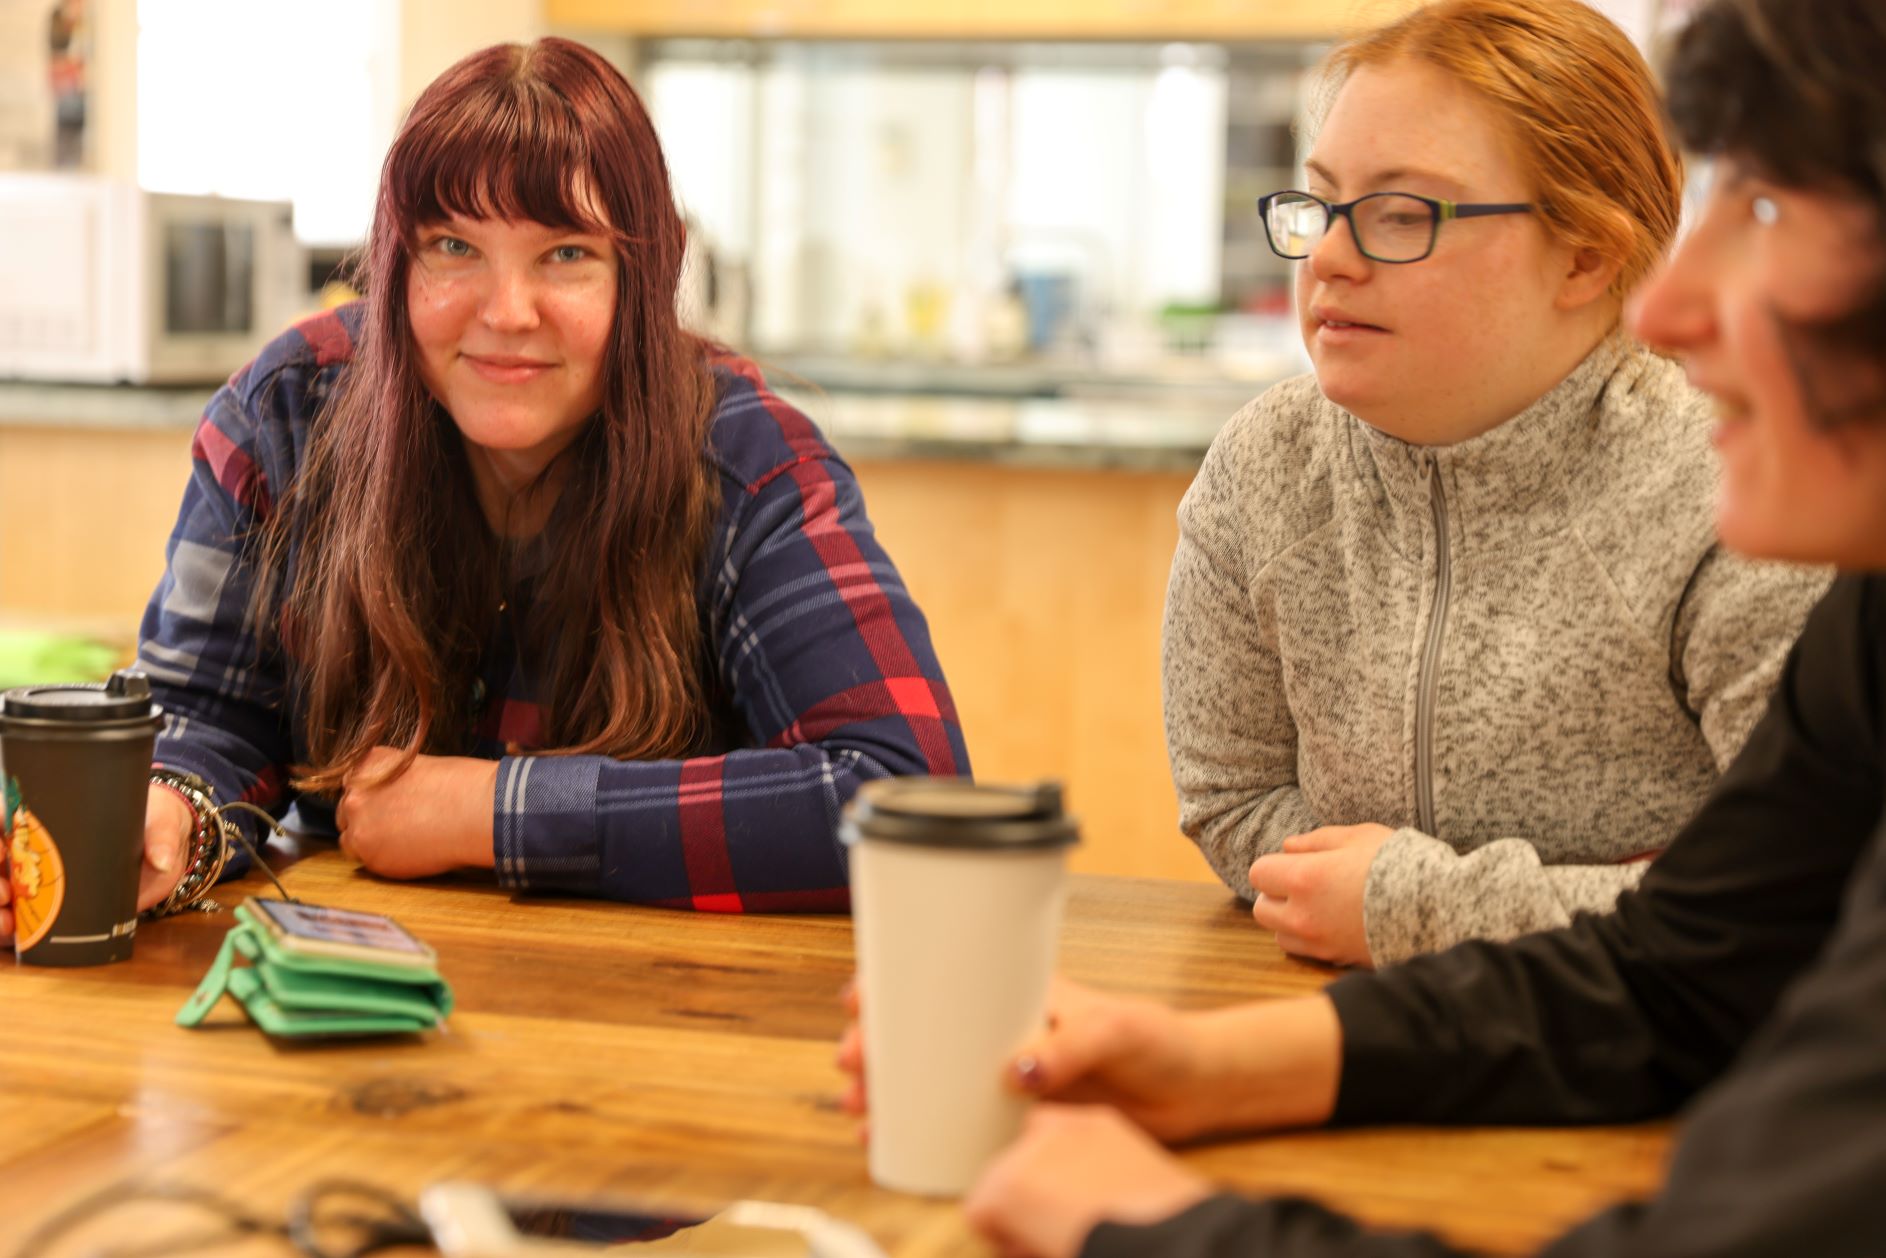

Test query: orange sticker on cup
[9,804,65,951]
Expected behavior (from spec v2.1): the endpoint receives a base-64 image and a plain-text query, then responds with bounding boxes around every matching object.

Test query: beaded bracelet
[147,768,234,917]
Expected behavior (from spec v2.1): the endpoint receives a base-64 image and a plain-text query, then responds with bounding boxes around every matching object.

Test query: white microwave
[0,175,304,384]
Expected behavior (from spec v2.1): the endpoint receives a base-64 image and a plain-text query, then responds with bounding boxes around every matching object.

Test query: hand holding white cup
[842,778,1079,1196]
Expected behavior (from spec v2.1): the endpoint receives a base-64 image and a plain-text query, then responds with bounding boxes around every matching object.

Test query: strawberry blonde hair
[1314,0,1683,296]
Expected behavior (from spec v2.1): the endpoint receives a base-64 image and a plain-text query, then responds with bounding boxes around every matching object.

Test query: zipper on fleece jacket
[1415,453,1451,835]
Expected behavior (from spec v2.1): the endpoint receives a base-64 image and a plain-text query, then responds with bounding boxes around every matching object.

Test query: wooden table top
[1,841,1670,1257]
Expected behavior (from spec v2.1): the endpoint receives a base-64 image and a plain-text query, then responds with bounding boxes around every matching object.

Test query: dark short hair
[1666,0,1886,204]
[1666,0,1886,423]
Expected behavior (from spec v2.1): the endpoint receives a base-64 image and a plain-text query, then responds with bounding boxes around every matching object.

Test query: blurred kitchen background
[0,0,1680,880]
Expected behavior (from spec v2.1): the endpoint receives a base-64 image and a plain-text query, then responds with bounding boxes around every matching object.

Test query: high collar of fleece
[1347,334,1639,555]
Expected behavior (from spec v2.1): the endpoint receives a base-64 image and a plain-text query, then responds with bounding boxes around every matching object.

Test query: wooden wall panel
[850,458,1214,883]
[0,425,193,632]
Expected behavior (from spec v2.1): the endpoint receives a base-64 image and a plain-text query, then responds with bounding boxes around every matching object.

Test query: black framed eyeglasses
[1257,190,1535,264]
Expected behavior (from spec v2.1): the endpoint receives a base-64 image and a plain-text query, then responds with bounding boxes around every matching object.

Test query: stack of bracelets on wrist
[147,768,235,917]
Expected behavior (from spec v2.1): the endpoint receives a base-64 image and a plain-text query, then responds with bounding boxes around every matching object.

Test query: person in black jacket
[831,1,1886,1254]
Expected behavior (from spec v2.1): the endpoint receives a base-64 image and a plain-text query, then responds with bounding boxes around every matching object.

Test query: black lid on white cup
[840,777,1079,850]
[0,669,164,726]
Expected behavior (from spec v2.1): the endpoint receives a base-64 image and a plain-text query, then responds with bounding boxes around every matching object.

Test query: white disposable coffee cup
[842,777,1079,1197]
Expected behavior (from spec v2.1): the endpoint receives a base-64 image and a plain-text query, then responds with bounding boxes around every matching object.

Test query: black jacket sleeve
[1080,815,1886,1258]
[1084,1195,1462,1258]
[1079,574,1886,1258]
[1535,825,1886,1255]
[1330,574,1883,1125]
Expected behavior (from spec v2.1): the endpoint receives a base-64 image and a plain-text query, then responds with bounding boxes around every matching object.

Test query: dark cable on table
[9,1177,432,1258]
[215,800,303,904]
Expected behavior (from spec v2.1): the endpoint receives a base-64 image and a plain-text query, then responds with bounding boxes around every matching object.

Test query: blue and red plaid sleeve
[491,358,971,911]
[134,330,331,863]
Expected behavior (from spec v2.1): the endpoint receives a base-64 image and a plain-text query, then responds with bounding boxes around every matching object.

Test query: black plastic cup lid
[841,777,1079,850]
[1,669,161,723]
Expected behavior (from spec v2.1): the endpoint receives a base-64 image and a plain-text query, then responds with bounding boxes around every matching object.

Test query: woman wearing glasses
[846,0,1886,1250]
[1162,0,1826,967]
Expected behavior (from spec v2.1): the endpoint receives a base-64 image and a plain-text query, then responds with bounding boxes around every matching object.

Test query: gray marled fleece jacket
[1162,338,1829,967]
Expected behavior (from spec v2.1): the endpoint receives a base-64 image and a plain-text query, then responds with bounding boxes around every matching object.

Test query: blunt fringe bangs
[391,46,613,243]
[265,37,720,794]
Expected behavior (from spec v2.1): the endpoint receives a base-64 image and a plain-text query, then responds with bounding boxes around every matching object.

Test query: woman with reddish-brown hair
[112,37,969,922]
[1162,0,1826,967]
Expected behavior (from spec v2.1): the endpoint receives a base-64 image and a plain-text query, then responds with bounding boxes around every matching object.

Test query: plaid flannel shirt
[137,304,969,911]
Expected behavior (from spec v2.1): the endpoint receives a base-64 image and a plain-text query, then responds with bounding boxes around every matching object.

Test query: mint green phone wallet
[176,903,454,1037]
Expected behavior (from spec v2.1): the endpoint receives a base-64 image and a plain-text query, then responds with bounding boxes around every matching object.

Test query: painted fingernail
[1014,1056,1044,1090]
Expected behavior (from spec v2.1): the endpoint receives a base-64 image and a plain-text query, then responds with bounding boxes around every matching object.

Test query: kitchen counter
[775,387,1238,471]
[0,379,218,430]
[0,371,1262,472]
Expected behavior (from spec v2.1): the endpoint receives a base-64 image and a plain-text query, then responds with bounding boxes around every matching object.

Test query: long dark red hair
[267,38,720,792]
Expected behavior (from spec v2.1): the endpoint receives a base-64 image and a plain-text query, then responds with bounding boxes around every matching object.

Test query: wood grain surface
[0,841,1669,1258]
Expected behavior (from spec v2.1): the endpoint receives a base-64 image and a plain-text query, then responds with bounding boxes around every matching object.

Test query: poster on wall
[47,0,87,168]
[1580,0,1658,52]
[1577,0,1711,58]
[1656,0,1711,27]
[0,0,85,171]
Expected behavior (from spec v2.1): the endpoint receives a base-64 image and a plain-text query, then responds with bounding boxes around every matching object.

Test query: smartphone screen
[248,896,436,967]
[504,1201,713,1243]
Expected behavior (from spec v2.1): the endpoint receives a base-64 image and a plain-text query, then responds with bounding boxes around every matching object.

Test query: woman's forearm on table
[1189,995,1343,1136]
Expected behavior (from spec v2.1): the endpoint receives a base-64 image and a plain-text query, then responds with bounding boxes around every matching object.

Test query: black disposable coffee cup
[1,670,164,966]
